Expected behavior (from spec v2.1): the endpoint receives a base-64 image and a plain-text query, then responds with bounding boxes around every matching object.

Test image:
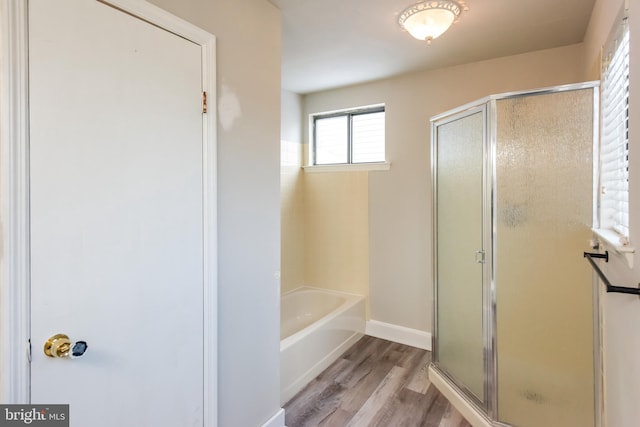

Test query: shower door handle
[475,251,485,264]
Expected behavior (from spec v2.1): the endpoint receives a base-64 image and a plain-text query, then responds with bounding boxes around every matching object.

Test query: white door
[29,1,208,425]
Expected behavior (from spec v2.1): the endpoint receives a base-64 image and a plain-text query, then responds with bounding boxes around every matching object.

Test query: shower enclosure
[430,83,598,427]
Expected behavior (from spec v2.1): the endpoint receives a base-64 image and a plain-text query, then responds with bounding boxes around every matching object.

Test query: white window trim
[303,161,391,173]
[592,228,635,268]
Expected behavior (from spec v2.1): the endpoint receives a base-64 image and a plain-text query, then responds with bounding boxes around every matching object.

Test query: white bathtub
[280,287,365,404]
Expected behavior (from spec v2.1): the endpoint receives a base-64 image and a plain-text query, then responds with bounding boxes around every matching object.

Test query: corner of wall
[281,89,306,294]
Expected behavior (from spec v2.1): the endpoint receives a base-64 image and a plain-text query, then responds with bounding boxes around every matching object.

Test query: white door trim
[0,1,218,425]
[0,0,30,406]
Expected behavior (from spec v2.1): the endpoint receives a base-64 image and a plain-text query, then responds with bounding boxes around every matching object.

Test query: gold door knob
[44,334,87,358]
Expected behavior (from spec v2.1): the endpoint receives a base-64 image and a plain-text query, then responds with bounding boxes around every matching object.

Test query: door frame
[0,1,218,425]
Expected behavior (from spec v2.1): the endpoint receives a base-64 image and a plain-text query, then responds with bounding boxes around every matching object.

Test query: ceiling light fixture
[398,0,466,44]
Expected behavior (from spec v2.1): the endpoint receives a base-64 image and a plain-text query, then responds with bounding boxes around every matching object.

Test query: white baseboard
[261,408,285,427]
[365,320,432,350]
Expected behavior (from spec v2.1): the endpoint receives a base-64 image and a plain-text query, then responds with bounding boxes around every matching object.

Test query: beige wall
[281,90,305,293]
[281,143,304,294]
[583,1,640,426]
[148,1,282,426]
[303,44,586,332]
[304,172,370,307]
[280,91,370,302]
[582,0,622,80]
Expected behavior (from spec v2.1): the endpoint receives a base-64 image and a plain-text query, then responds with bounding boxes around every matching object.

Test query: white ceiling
[270,0,597,94]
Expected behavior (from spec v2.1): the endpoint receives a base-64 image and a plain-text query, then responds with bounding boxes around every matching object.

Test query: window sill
[303,162,391,173]
[592,228,635,268]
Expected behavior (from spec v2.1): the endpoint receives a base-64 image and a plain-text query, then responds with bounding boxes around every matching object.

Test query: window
[313,106,385,165]
[599,16,630,243]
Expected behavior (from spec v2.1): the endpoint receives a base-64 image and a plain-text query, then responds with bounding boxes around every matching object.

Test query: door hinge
[27,338,32,363]
[202,91,207,114]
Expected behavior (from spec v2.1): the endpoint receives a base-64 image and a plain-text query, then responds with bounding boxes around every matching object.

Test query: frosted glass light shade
[399,1,462,42]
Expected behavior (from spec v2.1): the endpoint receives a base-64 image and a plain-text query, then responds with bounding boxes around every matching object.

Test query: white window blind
[313,107,385,165]
[600,18,630,242]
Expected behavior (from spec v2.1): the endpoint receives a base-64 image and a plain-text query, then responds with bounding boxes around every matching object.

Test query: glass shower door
[434,108,486,404]
[494,89,595,427]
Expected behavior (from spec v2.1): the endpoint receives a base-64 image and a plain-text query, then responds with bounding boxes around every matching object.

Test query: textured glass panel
[436,111,484,402]
[495,90,594,427]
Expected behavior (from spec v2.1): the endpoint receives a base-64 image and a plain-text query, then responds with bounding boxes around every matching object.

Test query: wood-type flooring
[284,335,473,427]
